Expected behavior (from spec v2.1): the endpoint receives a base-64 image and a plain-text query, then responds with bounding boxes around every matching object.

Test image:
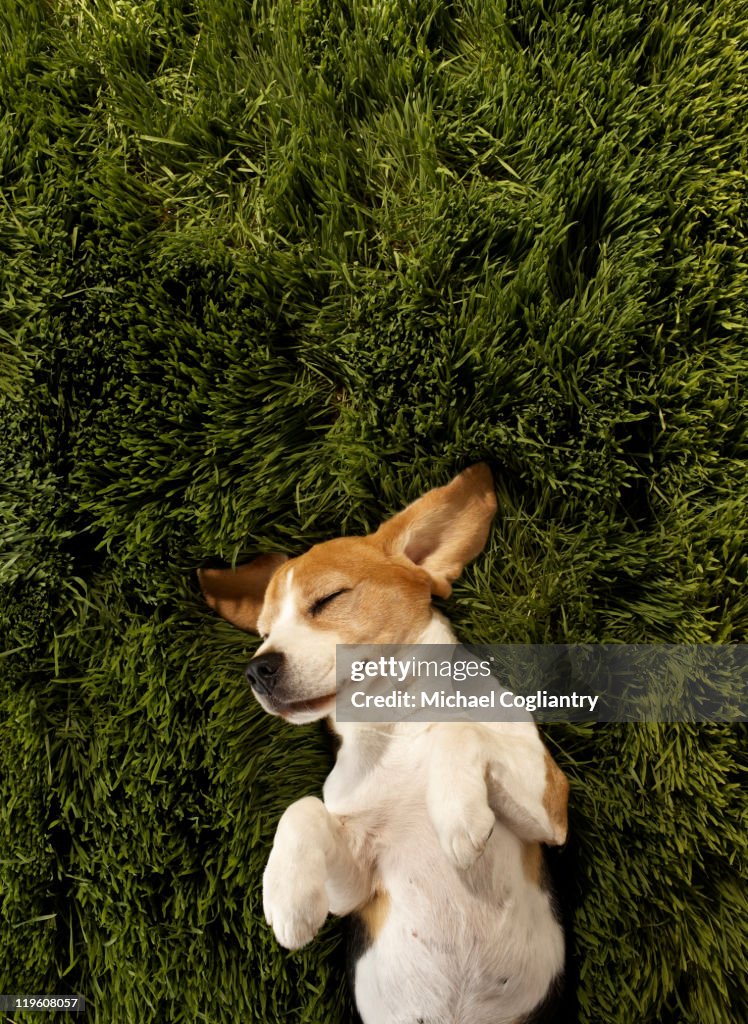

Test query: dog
[199,464,569,1024]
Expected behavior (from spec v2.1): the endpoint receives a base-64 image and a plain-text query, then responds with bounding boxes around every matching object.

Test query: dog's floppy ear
[372,463,497,598]
[487,737,569,846]
[198,554,288,633]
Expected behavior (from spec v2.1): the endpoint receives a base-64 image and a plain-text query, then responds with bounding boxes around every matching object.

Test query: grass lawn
[1,0,746,1021]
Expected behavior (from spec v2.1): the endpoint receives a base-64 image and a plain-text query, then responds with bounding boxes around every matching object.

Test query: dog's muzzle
[245,652,284,696]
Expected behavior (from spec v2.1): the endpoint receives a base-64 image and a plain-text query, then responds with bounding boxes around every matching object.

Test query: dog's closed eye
[309,589,350,616]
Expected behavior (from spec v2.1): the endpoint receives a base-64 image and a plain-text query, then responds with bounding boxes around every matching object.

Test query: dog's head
[199,464,496,723]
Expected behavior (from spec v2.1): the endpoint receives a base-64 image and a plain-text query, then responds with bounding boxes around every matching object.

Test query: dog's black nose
[245,652,284,695]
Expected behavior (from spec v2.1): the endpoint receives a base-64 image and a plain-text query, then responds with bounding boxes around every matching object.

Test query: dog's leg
[428,723,568,869]
[263,795,371,949]
[426,724,498,870]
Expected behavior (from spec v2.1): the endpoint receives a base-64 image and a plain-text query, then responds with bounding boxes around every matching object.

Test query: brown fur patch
[260,536,435,644]
[373,463,497,597]
[198,553,288,632]
[357,889,391,941]
[521,841,543,886]
[542,751,569,845]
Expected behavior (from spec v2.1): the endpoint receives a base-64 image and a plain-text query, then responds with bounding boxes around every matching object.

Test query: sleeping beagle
[199,465,568,1024]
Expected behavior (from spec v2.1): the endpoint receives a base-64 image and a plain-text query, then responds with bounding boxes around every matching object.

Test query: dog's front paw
[432,800,496,871]
[262,854,329,949]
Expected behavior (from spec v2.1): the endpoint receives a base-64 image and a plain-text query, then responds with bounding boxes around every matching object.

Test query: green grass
[1,0,747,1021]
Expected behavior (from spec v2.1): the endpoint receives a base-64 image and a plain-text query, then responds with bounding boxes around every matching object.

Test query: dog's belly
[351,823,564,1024]
[323,730,564,1024]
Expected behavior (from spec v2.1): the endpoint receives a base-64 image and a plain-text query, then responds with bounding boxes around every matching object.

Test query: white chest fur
[322,725,565,1024]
